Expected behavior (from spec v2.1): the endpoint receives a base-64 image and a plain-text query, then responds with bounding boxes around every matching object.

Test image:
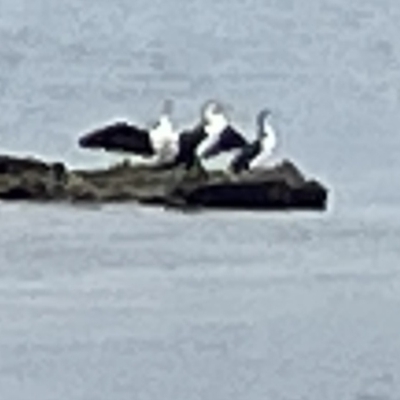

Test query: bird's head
[257,108,272,138]
[201,100,226,124]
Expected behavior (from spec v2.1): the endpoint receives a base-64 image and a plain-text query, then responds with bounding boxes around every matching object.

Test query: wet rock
[0,155,69,200]
[167,160,328,210]
[0,154,328,210]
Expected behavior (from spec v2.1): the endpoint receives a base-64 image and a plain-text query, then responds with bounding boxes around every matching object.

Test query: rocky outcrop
[74,159,208,203]
[167,160,327,210]
[0,154,328,210]
[0,155,69,200]
[0,155,207,203]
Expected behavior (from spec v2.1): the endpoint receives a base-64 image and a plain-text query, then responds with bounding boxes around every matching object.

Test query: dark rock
[238,160,306,187]
[0,155,50,175]
[0,154,328,211]
[73,158,208,203]
[167,160,328,211]
[0,155,70,201]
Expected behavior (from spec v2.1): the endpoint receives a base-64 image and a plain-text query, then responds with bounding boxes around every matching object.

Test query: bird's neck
[158,115,173,132]
[258,118,275,140]
[204,114,228,136]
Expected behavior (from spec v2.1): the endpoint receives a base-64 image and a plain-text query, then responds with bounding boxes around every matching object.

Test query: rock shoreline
[0,154,328,211]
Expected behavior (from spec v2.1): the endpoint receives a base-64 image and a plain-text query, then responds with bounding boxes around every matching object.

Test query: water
[1,204,399,400]
[0,0,400,399]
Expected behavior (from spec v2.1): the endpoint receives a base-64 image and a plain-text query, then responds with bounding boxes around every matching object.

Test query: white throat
[250,118,277,169]
[204,113,228,136]
[261,119,276,145]
[158,115,173,133]
[196,113,229,157]
[149,114,179,163]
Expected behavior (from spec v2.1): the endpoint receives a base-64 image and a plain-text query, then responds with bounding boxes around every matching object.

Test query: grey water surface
[1,0,400,399]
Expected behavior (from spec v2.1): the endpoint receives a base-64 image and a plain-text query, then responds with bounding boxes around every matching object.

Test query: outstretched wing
[78,121,155,156]
[201,126,247,159]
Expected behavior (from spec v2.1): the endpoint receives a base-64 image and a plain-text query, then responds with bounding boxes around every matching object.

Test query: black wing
[202,125,248,159]
[78,121,154,156]
[169,125,207,169]
[230,141,261,174]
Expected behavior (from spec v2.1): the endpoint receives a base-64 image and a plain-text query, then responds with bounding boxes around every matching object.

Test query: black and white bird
[230,109,277,174]
[78,100,179,166]
[147,99,180,165]
[78,100,248,171]
[195,101,248,170]
[159,100,247,170]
